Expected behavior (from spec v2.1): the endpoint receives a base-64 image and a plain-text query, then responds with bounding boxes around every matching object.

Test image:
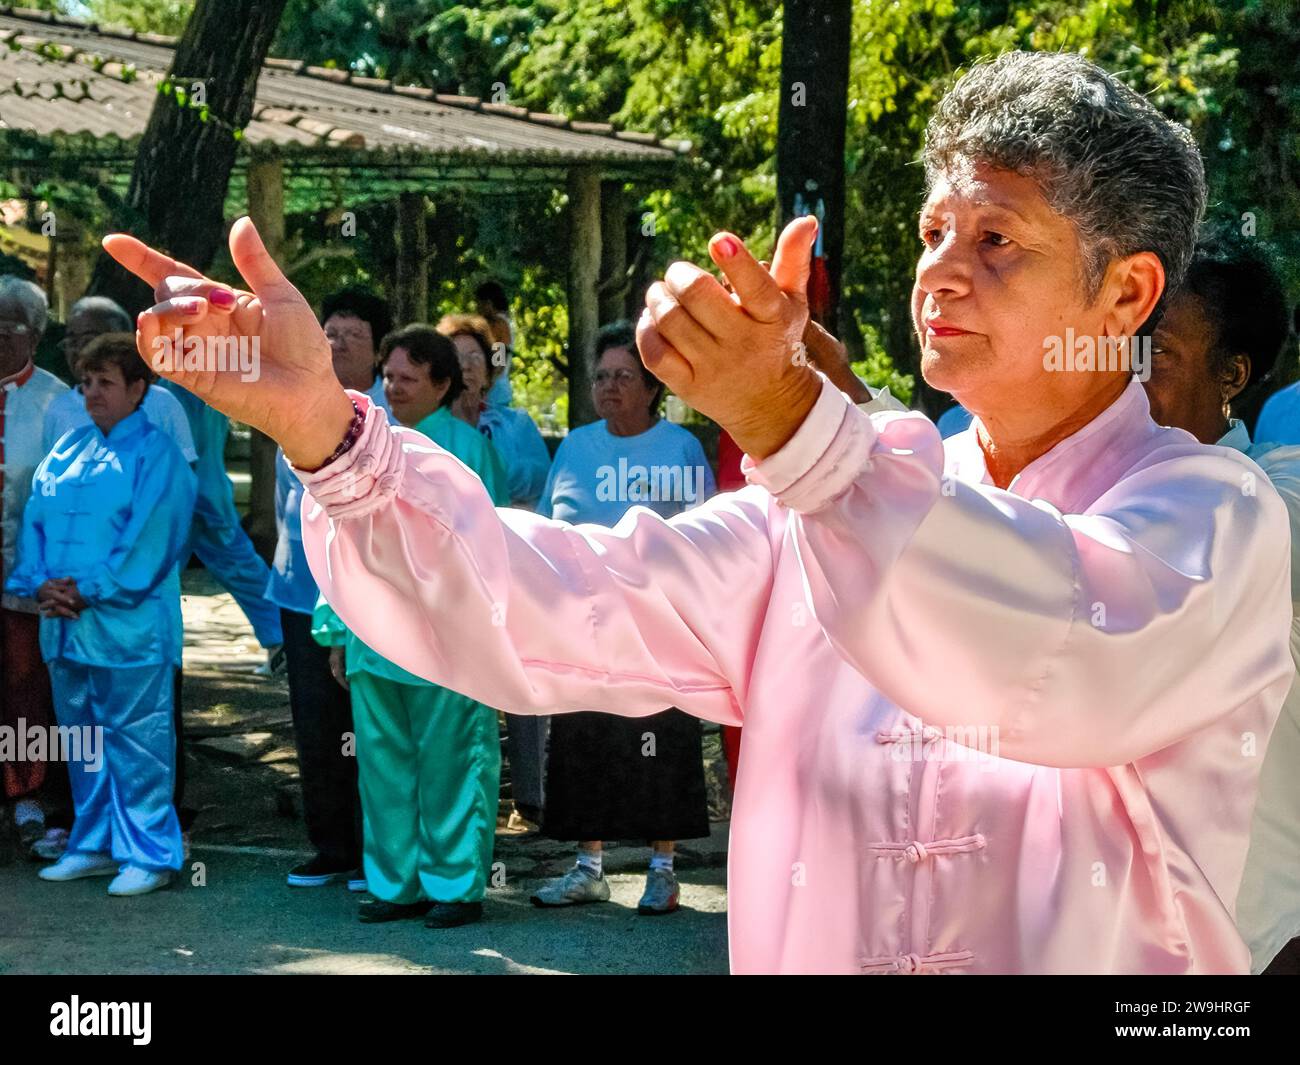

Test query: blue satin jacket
[5,408,197,667]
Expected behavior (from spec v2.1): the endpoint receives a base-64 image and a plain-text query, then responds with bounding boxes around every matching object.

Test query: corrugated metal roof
[0,6,684,173]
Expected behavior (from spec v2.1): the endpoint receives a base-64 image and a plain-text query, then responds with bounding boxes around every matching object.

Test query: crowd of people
[0,271,722,921]
[4,47,1300,975]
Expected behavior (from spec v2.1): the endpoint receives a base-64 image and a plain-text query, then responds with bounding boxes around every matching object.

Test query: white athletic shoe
[107,865,174,897]
[529,863,611,907]
[39,852,120,882]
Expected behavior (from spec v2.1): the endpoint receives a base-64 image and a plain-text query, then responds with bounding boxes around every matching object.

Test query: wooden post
[244,156,285,560]
[777,0,851,335]
[248,157,286,259]
[53,226,90,324]
[598,180,628,324]
[567,166,601,428]
[395,192,429,326]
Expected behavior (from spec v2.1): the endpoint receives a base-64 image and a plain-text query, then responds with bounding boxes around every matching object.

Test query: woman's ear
[1104,251,1165,340]
[1223,353,1251,407]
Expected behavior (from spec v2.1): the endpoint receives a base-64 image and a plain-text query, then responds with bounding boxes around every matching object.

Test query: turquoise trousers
[350,672,500,905]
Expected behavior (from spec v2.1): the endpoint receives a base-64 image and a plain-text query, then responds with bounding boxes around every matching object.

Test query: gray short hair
[0,275,49,336]
[69,295,133,332]
[923,50,1207,329]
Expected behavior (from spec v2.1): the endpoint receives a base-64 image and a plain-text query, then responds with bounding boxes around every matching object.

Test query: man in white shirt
[0,276,69,855]
[42,297,197,462]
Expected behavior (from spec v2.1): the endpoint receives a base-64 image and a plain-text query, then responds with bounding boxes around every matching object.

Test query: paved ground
[0,570,732,976]
[0,853,729,975]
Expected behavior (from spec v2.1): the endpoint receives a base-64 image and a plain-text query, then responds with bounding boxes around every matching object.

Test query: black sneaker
[424,901,483,928]
[358,898,431,923]
[287,855,353,888]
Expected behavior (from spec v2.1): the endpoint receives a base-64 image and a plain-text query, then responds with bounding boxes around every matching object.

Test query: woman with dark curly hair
[1144,231,1300,974]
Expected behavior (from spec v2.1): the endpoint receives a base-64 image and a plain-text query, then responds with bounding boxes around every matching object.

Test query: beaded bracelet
[295,398,365,473]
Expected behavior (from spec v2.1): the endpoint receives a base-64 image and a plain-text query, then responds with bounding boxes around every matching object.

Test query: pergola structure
[0,4,683,334]
[0,4,685,545]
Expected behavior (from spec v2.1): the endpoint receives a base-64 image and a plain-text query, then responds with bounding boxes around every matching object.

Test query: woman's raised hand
[103,216,355,468]
[635,216,823,461]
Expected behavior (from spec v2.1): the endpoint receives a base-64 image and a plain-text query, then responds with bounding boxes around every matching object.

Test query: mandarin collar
[94,406,150,444]
[0,359,35,391]
[943,379,1164,512]
[1217,418,1252,453]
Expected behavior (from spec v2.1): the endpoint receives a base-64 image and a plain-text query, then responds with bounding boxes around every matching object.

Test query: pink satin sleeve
[745,378,1295,767]
[296,392,778,724]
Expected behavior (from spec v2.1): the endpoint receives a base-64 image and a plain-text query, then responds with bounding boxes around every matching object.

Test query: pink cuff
[742,376,876,513]
[292,391,405,519]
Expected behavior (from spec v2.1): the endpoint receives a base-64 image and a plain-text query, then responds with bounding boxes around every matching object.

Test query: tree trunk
[567,166,602,429]
[598,181,628,325]
[777,0,851,336]
[394,192,430,326]
[244,158,286,560]
[87,0,289,312]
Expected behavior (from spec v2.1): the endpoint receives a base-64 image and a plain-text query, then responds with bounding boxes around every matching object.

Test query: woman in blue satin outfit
[4,334,197,896]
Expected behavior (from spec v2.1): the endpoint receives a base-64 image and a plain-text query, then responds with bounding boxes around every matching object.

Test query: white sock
[577,850,602,877]
[649,851,673,872]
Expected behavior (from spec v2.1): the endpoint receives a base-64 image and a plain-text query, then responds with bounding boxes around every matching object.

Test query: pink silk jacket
[298,377,1293,974]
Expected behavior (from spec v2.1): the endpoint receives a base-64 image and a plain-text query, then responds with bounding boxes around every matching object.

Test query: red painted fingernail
[209,288,236,308]
[715,236,740,259]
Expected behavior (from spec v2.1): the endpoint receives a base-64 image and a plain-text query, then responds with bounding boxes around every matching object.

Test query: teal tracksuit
[313,406,508,904]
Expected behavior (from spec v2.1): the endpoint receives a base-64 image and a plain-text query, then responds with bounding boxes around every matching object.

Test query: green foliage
[852,329,916,406]
[272,0,548,89]
[507,267,570,430]
[157,76,212,123]
[28,1,195,35]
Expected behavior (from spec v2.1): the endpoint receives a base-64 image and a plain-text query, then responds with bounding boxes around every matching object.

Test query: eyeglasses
[0,322,32,336]
[593,369,639,386]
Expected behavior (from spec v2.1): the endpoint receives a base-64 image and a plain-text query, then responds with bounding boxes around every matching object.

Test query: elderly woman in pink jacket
[105,50,1291,974]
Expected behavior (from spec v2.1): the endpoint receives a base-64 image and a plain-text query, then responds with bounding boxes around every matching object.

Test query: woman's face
[593,345,655,423]
[1145,293,1244,444]
[383,346,448,427]
[82,364,145,433]
[451,334,489,406]
[0,293,36,374]
[323,312,376,390]
[912,164,1143,423]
